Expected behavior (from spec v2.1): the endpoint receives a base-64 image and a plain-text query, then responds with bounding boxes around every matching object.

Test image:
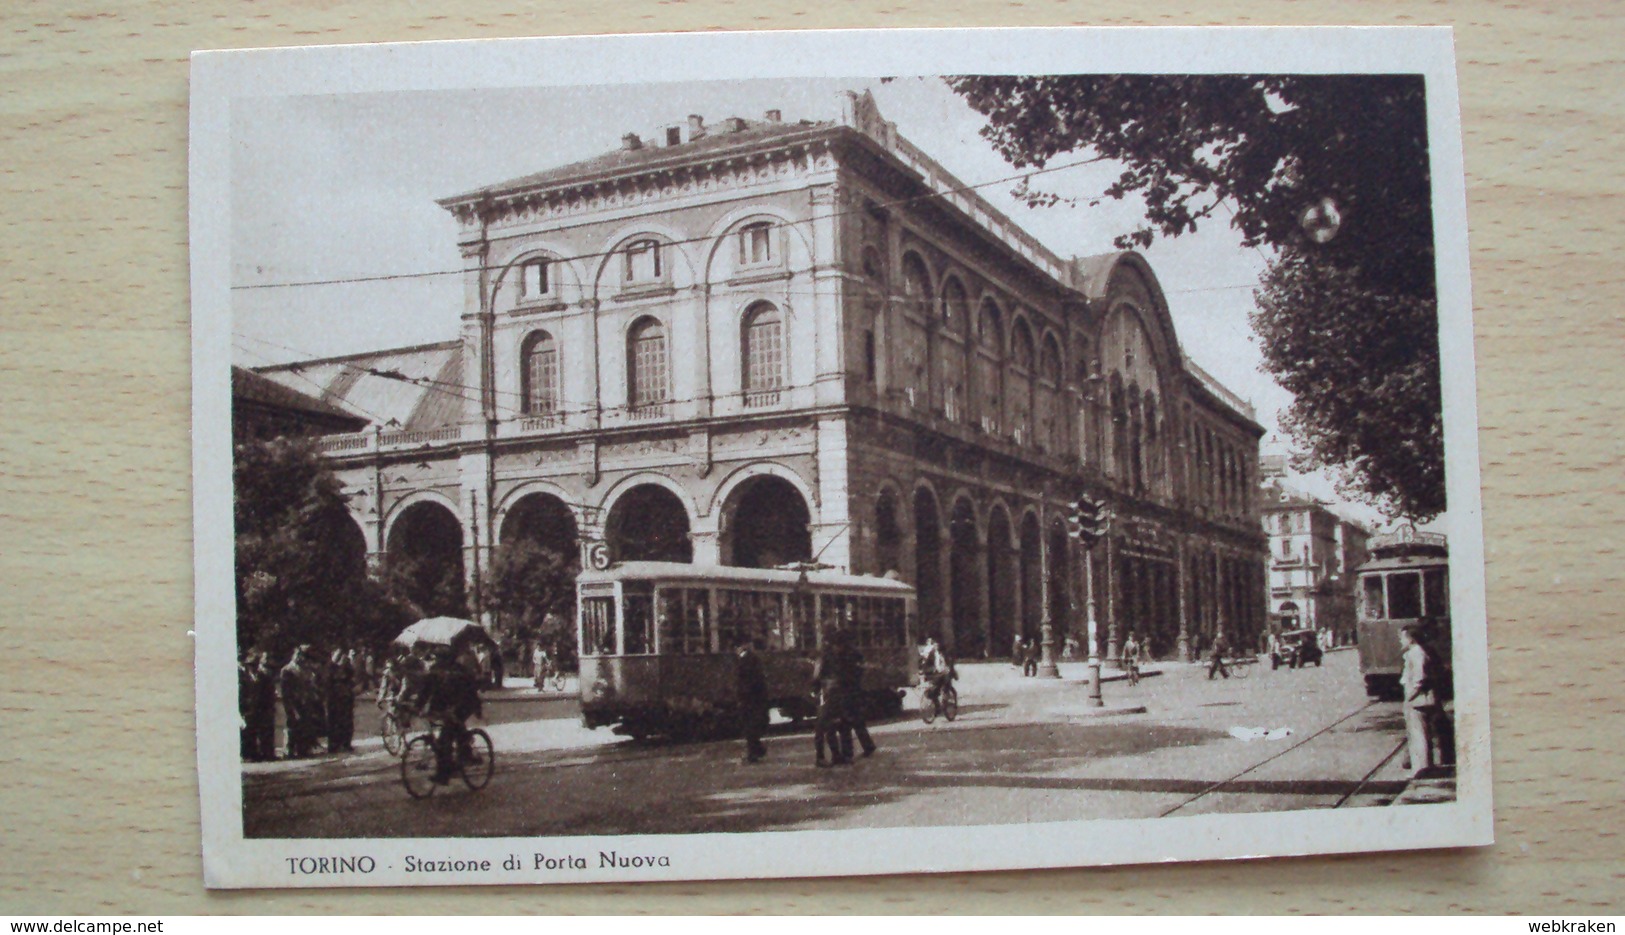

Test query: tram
[1354,525,1451,699]
[575,562,917,738]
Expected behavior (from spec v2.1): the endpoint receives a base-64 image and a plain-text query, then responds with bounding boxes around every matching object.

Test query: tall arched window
[741,302,784,405]
[522,330,559,415]
[976,299,1004,434]
[1129,384,1145,492]
[899,253,933,409]
[628,317,669,410]
[1009,319,1035,444]
[1110,374,1128,480]
[1144,394,1161,495]
[939,278,969,421]
[1038,336,1063,454]
[623,238,664,284]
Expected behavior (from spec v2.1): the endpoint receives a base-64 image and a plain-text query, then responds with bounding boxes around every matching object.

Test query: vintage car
[1271,628,1324,669]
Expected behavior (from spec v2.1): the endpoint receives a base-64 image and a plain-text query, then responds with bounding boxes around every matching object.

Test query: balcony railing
[316,432,370,454]
[520,412,564,432]
[742,389,782,409]
[626,402,669,422]
[380,425,462,447]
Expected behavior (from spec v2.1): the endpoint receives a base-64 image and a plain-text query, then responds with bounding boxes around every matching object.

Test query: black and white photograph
[190,27,1490,887]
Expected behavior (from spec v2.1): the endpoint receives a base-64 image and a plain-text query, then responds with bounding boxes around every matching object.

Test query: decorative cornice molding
[446,139,839,233]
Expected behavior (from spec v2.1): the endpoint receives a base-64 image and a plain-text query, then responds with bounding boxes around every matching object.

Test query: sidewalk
[1391,764,1457,805]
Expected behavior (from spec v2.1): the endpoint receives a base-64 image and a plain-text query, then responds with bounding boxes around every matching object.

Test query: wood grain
[1,0,1620,914]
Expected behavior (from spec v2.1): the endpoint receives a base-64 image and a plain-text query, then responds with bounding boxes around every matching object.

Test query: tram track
[1157,700,1395,817]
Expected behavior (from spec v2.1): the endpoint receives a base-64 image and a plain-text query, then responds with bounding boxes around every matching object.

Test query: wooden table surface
[1,0,1620,915]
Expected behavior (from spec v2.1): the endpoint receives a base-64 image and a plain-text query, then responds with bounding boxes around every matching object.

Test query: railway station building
[253,92,1267,661]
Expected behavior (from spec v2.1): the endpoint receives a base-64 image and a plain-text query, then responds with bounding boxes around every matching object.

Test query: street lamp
[1066,492,1112,708]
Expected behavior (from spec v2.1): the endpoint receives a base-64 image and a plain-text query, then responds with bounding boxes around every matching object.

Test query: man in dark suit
[734,638,769,764]
[833,629,877,762]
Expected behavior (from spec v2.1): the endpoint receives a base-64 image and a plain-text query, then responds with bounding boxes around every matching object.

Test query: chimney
[621,132,642,151]
[765,109,782,123]
[687,114,705,139]
[724,116,747,133]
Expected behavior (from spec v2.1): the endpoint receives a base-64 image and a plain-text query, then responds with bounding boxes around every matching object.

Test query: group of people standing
[732,627,879,768]
[238,644,377,761]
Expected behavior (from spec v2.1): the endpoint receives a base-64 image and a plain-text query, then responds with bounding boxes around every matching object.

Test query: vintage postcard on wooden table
[189,26,1490,888]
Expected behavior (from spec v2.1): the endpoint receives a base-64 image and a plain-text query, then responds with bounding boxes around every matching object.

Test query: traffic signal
[1066,493,1111,548]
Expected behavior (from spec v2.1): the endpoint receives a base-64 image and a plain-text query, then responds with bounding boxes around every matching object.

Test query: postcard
[191,25,1489,888]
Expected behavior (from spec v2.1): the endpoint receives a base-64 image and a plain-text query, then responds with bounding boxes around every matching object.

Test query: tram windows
[788,593,816,650]
[1362,576,1387,619]
[684,589,710,653]
[623,592,655,655]
[820,595,854,643]
[656,589,684,654]
[717,589,770,650]
[880,598,907,646]
[1387,572,1423,620]
[764,595,788,650]
[583,597,616,655]
[1424,568,1448,617]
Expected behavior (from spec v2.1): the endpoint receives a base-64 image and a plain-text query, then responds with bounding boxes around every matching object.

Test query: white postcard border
[191,25,1489,889]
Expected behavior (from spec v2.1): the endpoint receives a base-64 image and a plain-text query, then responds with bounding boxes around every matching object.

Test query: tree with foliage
[235,437,379,653]
[946,74,1444,519]
[486,537,578,658]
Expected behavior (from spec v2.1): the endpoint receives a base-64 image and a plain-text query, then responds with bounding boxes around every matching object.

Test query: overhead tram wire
[229,154,1110,293]
[231,342,394,426]
[233,272,1263,410]
[236,342,620,532]
[234,331,831,424]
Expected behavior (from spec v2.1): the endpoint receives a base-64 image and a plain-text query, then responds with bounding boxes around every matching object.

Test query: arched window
[861,246,885,282]
[628,317,669,409]
[1039,336,1063,453]
[741,302,784,405]
[623,238,664,284]
[976,299,1004,434]
[521,330,559,415]
[1011,320,1035,371]
[1144,394,1161,494]
[938,278,969,422]
[737,221,776,267]
[899,253,932,408]
[1110,374,1128,480]
[900,253,933,316]
[1129,384,1145,492]
[519,257,552,300]
[1009,319,1035,444]
[941,278,968,334]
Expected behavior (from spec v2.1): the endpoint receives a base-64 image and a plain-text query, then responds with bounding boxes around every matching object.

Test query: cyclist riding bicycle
[919,637,956,702]
[414,647,484,785]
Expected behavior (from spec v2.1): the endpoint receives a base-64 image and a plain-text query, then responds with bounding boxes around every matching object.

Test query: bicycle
[534,658,566,693]
[379,706,412,757]
[1124,657,1141,687]
[401,719,495,799]
[919,677,958,724]
[1204,654,1254,680]
[1230,654,1253,679]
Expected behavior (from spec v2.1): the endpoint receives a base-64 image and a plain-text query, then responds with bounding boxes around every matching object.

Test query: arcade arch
[949,495,983,655]
[605,484,693,563]
[913,486,945,645]
[385,499,466,618]
[720,474,812,569]
[986,504,1016,655]
[874,487,905,578]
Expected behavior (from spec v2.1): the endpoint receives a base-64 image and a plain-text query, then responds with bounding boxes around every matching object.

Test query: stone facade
[257,91,1268,660]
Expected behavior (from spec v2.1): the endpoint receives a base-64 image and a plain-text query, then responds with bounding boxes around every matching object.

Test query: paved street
[243,649,1431,838]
